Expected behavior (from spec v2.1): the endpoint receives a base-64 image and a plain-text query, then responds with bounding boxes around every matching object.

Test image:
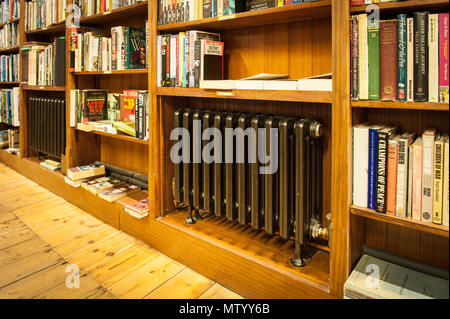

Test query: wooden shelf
[73,69,148,75]
[25,21,66,36]
[157,1,332,32]
[350,205,449,238]
[75,128,149,145]
[352,100,449,111]
[350,0,449,13]
[0,45,19,54]
[80,1,149,26]
[157,87,332,103]
[0,17,20,28]
[0,81,19,85]
[22,85,65,92]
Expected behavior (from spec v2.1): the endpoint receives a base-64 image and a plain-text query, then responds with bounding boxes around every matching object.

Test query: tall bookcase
[0,0,448,299]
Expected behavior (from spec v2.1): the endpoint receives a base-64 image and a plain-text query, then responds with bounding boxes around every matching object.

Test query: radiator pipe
[110,172,148,190]
[96,161,148,184]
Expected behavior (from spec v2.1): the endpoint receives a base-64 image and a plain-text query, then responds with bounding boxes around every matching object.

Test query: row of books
[350,0,404,5]
[352,124,449,226]
[351,12,449,103]
[77,0,146,18]
[0,128,18,150]
[0,87,19,126]
[69,24,147,72]
[157,0,320,25]
[24,0,67,31]
[0,53,18,82]
[156,30,223,88]
[0,20,18,49]
[0,0,20,24]
[69,89,149,141]
[21,38,66,86]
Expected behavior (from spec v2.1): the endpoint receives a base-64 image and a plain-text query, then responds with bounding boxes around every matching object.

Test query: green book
[368,19,380,100]
[125,27,146,69]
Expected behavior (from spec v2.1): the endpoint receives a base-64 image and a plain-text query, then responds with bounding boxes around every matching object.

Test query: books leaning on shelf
[0,20,18,49]
[0,87,19,126]
[0,53,18,82]
[351,11,449,103]
[352,124,449,227]
[40,159,61,172]
[21,39,66,87]
[0,0,20,24]
[24,0,67,31]
[344,254,449,299]
[67,163,106,181]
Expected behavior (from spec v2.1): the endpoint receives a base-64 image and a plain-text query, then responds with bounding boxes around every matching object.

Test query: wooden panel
[100,138,149,175]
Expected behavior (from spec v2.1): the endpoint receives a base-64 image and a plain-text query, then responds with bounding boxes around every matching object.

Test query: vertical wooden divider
[18,0,27,158]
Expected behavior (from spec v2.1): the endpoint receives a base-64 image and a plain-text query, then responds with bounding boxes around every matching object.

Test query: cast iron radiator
[28,97,66,159]
[172,109,329,267]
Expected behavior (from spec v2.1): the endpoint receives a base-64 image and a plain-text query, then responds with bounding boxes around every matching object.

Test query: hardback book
[376,126,397,213]
[397,14,407,101]
[368,125,384,210]
[368,17,380,100]
[411,137,423,221]
[407,139,414,218]
[351,15,359,100]
[200,39,224,83]
[413,12,429,102]
[439,13,449,103]
[125,27,146,69]
[123,90,138,122]
[98,183,141,202]
[432,135,445,224]
[386,136,399,216]
[53,37,66,86]
[428,14,439,103]
[82,176,125,195]
[396,132,415,218]
[67,164,106,181]
[422,129,436,222]
[380,19,398,101]
[406,17,414,102]
[188,31,220,88]
[358,14,369,100]
[157,35,162,86]
[246,0,276,11]
[352,124,370,208]
[82,89,108,122]
[443,136,450,227]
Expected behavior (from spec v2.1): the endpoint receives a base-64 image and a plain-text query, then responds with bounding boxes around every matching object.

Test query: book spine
[351,15,359,100]
[432,138,444,224]
[422,131,435,222]
[157,35,162,87]
[428,14,439,102]
[386,138,398,216]
[376,131,389,213]
[412,140,423,220]
[352,126,369,207]
[368,128,379,210]
[443,139,449,226]
[396,137,409,217]
[407,17,414,102]
[439,13,449,103]
[358,14,369,100]
[407,142,414,218]
[183,36,187,87]
[368,18,380,100]
[413,12,428,102]
[397,14,407,101]
[380,19,398,101]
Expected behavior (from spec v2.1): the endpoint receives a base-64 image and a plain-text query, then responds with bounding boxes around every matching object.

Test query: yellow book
[113,121,136,137]
[433,136,445,224]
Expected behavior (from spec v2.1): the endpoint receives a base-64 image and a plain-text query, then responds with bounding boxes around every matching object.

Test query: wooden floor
[0,162,244,299]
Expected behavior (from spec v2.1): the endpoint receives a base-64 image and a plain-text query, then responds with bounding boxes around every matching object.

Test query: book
[67,164,106,181]
[263,79,298,91]
[413,12,428,102]
[368,16,380,100]
[82,90,108,122]
[82,176,125,195]
[422,129,436,222]
[98,183,141,202]
[124,197,150,219]
[40,161,61,172]
[443,136,450,227]
[200,39,224,82]
[358,14,369,100]
[352,124,370,208]
[386,136,399,216]
[407,138,414,218]
[428,14,439,103]
[123,90,138,122]
[439,13,449,103]
[351,15,359,100]
[432,135,445,224]
[376,126,396,213]
[297,73,332,91]
[395,133,415,218]
[126,27,146,69]
[397,14,407,101]
[411,137,423,220]
[406,17,414,102]
[368,125,384,210]
[380,20,398,101]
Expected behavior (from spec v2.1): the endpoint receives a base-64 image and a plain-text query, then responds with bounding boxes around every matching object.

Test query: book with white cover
[199,80,235,90]
[428,14,439,103]
[241,73,288,80]
[396,133,415,217]
[422,129,436,222]
[263,80,298,91]
[235,80,264,90]
[443,136,449,227]
[297,73,332,91]
[352,124,370,207]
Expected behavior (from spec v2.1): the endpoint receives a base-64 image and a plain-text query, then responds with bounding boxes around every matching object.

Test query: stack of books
[118,195,149,219]
[0,87,19,126]
[351,11,449,103]
[40,159,61,172]
[24,0,67,31]
[0,53,18,82]
[352,124,449,226]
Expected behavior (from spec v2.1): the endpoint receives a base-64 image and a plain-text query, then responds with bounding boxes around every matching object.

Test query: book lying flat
[125,198,149,214]
[67,163,106,181]
[297,73,332,91]
[263,80,298,91]
[98,183,141,202]
[81,176,125,195]
[241,73,289,80]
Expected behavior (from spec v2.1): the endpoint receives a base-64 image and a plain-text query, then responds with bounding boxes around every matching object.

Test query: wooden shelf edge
[352,100,449,111]
[157,87,332,103]
[22,85,65,91]
[0,17,20,28]
[25,21,66,35]
[350,205,449,238]
[74,128,149,145]
[0,81,19,85]
[73,69,148,75]
[79,1,149,25]
[0,45,20,54]
[350,0,449,13]
[157,0,332,31]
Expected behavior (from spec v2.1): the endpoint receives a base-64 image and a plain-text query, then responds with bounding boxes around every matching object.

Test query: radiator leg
[185,207,196,224]
[290,243,305,267]
[194,210,203,220]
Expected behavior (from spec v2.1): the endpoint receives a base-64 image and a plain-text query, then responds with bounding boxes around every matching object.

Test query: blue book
[183,36,187,87]
[397,14,407,101]
[293,0,303,3]
[368,125,383,209]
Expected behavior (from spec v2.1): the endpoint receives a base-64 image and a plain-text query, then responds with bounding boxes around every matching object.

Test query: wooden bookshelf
[24,21,66,36]
[0,81,20,85]
[0,17,20,28]
[350,0,449,14]
[75,128,149,145]
[0,45,20,54]
[22,85,65,92]
[352,100,450,111]
[73,69,148,75]
[79,1,149,26]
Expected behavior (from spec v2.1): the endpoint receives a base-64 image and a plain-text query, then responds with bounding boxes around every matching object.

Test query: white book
[352,124,370,207]
[12,87,19,127]
[443,136,450,227]
[200,80,235,90]
[70,89,76,127]
[297,73,332,91]
[218,0,223,17]
[407,17,414,102]
[428,14,439,103]
[170,35,176,84]
[407,139,414,218]
[241,73,288,80]
[422,129,436,222]
[235,80,264,90]
[117,27,125,70]
[157,35,162,87]
[263,80,298,91]
[358,14,369,100]
[396,133,415,217]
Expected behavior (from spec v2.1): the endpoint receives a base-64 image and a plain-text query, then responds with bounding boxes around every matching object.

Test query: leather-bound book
[380,20,398,101]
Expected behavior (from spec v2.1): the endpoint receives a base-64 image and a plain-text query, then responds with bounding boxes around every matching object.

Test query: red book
[386,137,399,216]
[411,138,423,220]
[351,0,365,5]
[101,0,106,13]
[123,90,138,122]
[439,13,449,103]
[380,20,398,101]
